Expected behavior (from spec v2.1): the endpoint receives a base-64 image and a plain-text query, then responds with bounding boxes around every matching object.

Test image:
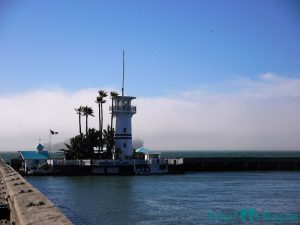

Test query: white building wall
[114,114,133,134]
[114,113,134,159]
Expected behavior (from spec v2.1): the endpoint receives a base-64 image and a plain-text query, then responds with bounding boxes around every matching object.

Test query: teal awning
[135,147,152,154]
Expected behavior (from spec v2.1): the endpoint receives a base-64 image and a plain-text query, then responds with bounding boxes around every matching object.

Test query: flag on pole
[50,130,58,135]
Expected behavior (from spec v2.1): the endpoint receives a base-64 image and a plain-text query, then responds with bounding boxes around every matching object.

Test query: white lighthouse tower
[110,51,136,159]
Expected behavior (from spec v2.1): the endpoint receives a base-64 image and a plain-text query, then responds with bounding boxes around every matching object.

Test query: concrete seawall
[0,159,73,225]
[184,157,300,171]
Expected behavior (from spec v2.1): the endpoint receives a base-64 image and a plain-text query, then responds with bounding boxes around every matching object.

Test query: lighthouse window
[123,128,126,133]
[124,101,129,110]
[123,143,126,148]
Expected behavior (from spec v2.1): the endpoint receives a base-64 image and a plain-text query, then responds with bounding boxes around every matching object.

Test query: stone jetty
[0,159,73,225]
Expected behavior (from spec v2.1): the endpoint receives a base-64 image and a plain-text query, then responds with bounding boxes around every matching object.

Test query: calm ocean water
[26,172,300,225]
[1,151,300,224]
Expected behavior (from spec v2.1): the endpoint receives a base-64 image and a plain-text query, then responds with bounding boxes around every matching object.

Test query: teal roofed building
[36,143,45,152]
[19,151,50,160]
[19,144,50,174]
[135,147,160,161]
[135,147,152,154]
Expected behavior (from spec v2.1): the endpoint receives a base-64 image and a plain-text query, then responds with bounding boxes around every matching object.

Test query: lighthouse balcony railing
[109,105,136,113]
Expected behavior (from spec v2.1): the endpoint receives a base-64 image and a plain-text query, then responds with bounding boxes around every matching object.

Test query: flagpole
[49,129,51,154]
[122,50,125,97]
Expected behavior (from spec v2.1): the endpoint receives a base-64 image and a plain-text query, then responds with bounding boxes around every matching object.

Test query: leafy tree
[87,128,100,155]
[61,135,86,159]
[103,125,115,159]
[61,128,99,159]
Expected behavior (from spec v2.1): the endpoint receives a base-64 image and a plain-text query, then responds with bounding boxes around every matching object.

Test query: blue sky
[1,1,300,151]
[1,0,300,96]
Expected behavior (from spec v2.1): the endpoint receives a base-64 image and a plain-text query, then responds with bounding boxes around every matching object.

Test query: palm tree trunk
[86,115,88,135]
[79,114,82,136]
[111,98,113,129]
[100,103,103,151]
[98,103,101,157]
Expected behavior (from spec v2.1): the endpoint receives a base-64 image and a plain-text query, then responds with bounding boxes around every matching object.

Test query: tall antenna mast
[122,50,125,96]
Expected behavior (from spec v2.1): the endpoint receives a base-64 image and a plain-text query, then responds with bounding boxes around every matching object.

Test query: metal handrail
[109,106,136,113]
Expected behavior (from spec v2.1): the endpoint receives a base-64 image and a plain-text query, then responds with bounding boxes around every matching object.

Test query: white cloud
[0,73,300,151]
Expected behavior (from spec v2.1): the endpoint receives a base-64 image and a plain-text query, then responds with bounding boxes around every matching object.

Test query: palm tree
[82,106,94,135]
[75,106,84,136]
[95,90,107,155]
[110,91,119,129]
